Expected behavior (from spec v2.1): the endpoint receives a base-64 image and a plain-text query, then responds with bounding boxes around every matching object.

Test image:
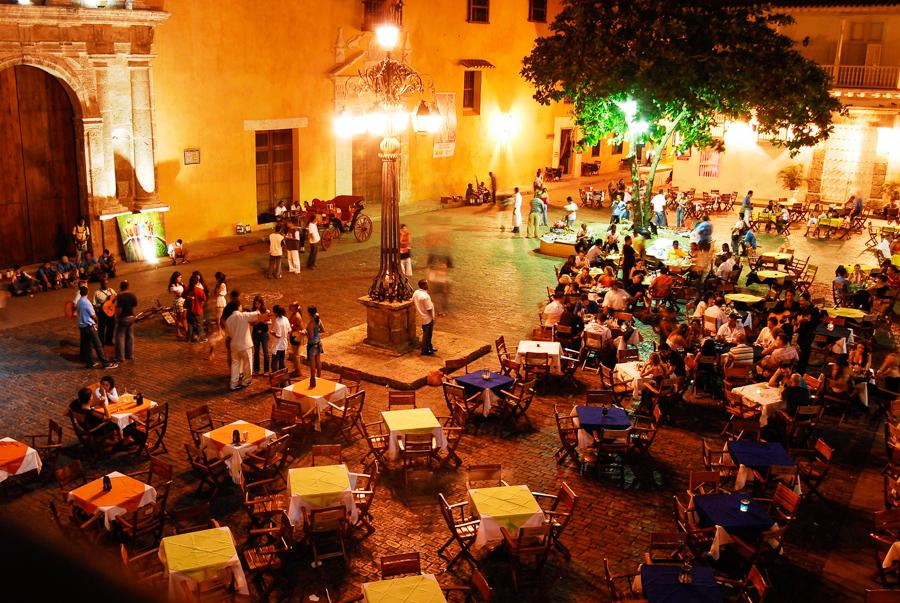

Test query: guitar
[102,294,117,318]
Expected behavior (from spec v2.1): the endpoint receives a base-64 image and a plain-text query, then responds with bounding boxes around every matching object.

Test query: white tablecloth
[515,340,562,372]
[0,437,42,483]
[731,383,784,427]
[67,471,157,530]
[287,465,358,526]
[281,379,348,430]
[200,420,276,484]
[106,400,159,434]
[381,408,448,462]
[615,361,646,398]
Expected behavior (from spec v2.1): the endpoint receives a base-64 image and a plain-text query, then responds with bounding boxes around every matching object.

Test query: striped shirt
[728,344,755,366]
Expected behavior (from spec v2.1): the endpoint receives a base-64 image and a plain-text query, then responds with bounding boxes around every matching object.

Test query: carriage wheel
[321,226,336,251]
[354,214,373,242]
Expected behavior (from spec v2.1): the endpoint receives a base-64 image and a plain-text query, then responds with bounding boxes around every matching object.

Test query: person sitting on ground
[79,251,100,282]
[755,316,780,349]
[98,249,117,278]
[8,265,35,297]
[601,280,632,311]
[57,255,78,287]
[716,311,746,344]
[542,293,565,327]
[274,199,288,219]
[36,261,61,291]
[722,332,754,367]
[168,239,189,265]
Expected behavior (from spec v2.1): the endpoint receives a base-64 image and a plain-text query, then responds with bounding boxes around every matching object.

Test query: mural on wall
[116,213,168,262]
[433,92,457,158]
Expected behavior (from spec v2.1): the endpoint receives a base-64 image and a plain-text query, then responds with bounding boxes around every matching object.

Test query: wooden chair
[501,524,552,591]
[599,364,633,402]
[55,460,88,497]
[603,558,642,601]
[242,434,291,487]
[496,379,536,431]
[791,438,834,501]
[437,492,479,570]
[554,405,588,469]
[23,419,63,481]
[495,335,511,368]
[311,444,343,467]
[688,469,721,496]
[466,464,508,490]
[116,485,170,551]
[169,502,221,534]
[351,460,379,534]
[726,418,762,442]
[702,439,737,480]
[630,404,661,456]
[617,348,639,363]
[780,404,823,448]
[362,420,389,467]
[239,473,283,532]
[387,390,416,410]
[68,410,120,460]
[532,482,577,559]
[339,367,362,394]
[120,544,166,586]
[499,357,522,380]
[304,506,349,569]
[48,500,102,543]
[323,390,366,444]
[183,443,230,500]
[241,512,292,598]
[186,404,226,447]
[585,389,618,406]
[436,413,464,469]
[127,456,174,495]
[441,569,493,602]
[443,357,470,378]
[259,406,304,464]
[441,382,482,426]
[672,495,716,558]
[721,391,762,438]
[380,551,422,579]
[522,352,551,387]
[131,402,169,457]
[718,565,769,603]
[644,532,688,565]
[400,432,435,485]
[594,427,631,482]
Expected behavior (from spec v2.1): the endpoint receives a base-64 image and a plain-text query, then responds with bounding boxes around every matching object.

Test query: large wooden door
[352,136,383,206]
[0,65,81,266]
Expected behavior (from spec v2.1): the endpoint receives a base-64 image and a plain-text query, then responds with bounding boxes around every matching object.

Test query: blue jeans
[540,204,548,226]
[115,316,135,361]
[655,211,667,227]
[676,207,684,229]
[252,330,270,373]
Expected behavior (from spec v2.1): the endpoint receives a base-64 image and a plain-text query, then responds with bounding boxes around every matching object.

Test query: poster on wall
[116,213,168,262]
[433,92,457,158]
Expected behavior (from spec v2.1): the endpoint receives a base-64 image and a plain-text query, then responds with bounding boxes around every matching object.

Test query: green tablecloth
[827,307,867,320]
[725,293,764,304]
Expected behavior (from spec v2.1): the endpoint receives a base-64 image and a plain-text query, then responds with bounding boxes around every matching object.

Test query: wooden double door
[0,65,82,267]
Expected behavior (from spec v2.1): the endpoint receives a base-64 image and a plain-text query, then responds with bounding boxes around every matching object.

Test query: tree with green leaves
[522,0,844,227]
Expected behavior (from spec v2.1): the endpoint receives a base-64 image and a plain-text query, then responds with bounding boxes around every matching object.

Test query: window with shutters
[843,21,883,66]
[255,129,293,223]
[528,0,547,22]
[468,0,489,23]
[698,150,720,178]
[463,70,482,114]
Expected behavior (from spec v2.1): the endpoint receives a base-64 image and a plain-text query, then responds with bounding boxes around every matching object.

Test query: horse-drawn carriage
[304,195,373,250]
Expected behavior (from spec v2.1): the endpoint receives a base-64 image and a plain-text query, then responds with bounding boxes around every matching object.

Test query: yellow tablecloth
[159,526,248,596]
[819,218,844,228]
[287,464,357,525]
[756,270,787,281]
[363,574,446,603]
[827,307,867,320]
[381,408,445,461]
[760,252,793,262]
[725,293,764,304]
[892,254,900,267]
[469,484,544,548]
[754,212,776,222]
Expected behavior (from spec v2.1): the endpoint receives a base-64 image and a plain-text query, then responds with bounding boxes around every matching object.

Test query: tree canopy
[522,0,844,224]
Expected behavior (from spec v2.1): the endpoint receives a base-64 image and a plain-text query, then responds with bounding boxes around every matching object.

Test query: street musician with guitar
[91,276,116,346]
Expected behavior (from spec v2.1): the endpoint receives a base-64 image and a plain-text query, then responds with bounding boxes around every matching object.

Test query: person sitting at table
[777,206,790,232]
[625,272,647,306]
[658,342,687,379]
[772,290,799,317]
[562,279,580,297]
[68,387,120,441]
[759,331,799,374]
[704,296,728,332]
[743,228,757,256]
[833,265,851,303]
[716,312,745,344]
[858,273,892,312]
[850,263,868,286]
[575,224,593,254]
[668,240,688,261]
[574,249,590,271]
[819,358,856,405]
[586,240,604,267]
[558,303,584,339]
[583,312,613,347]
[640,351,667,380]
[876,352,900,395]
[559,255,577,277]
[794,292,822,371]
[714,252,736,281]
[722,332,754,368]
[554,274,572,295]
[629,259,647,281]
[755,316,780,349]
[598,266,617,288]
[849,341,871,377]
[648,266,674,306]
[92,375,120,410]
[542,293,565,326]
[665,323,689,353]
[602,281,632,311]
[574,267,593,289]
[771,370,811,416]
[685,336,718,376]
[887,265,900,290]
[690,293,712,321]
[603,224,620,253]
[574,292,599,317]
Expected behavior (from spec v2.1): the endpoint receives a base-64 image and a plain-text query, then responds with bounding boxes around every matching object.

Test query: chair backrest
[773,482,801,517]
[814,438,834,463]
[524,352,549,367]
[380,552,421,579]
[269,369,292,390]
[311,444,343,466]
[170,502,215,534]
[617,348,639,363]
[48,419,64,446]
[387,390,416,410]
[467,464,503,488]
[495,335,508,359]
[689,470,720,494]
[703,315,719,335]
[443,357,469,376]
[186,405,213,434]
[55,460,86,492]
[585,389,617,406]
[402,432,434,454]
[731,418,761,441]
[443,382,467,406]
[308,505,347,533]
[513,524,552,555]
[500,357,522,379]
[470,569,493,602]
[340,367,362,386]
[647,532,687,563]
[148,456,174,485]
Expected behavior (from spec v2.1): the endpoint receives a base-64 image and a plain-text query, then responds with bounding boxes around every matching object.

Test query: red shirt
[191,285,207,315]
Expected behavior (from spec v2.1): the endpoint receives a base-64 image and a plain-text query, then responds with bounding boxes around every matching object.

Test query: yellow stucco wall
[152,0,570,242]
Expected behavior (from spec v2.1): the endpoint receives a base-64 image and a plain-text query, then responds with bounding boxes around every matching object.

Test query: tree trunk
[637,110,689,230]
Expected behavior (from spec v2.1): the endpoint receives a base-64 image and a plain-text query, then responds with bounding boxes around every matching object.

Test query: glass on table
[739,498,750,512]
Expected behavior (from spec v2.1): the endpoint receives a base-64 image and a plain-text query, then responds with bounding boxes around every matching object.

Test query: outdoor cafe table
[893,254,900,268]
[755,269,788,284]
[724,293,764,305]
[515,340,562,372]
[362,574,446,603]
[815,322,854,354]
[159,526,249,597]
[693,493,775,560]
[0,437,41,483]
[200,420,276,484]
[287,464,357,525]
[468,484,544,548]
[573,405,630,448]
[68,471,156,530]
[826,307,867,321]
[100,393,158,434]
[380,408,446,461]
[614,360,646,399]
[639,564,723,603]
[282,378,348,430]
[760,251,793,264]
[730,383,783,427]
[456,370,515,416]
[727,441,795,491]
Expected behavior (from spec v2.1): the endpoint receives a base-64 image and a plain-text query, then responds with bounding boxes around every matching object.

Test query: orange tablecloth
[68,471,157,529]
[0,438,41,483]
[201,420,275,483]
[98,394,158,434]
[282,378,348,430]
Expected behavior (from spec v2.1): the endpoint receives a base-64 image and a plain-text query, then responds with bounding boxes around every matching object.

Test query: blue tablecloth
[694,493,775,543]
[576,406,631,431]
[641,565,723,603]
[728,441,794,469]
[456,371,514,399]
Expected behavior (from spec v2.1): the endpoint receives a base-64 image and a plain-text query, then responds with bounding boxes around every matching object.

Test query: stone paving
[0,198,891,602]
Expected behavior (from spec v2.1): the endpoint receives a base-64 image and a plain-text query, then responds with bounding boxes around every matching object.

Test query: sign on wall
[433,92,457,158]
[116,213,168,262]
[183,148,201,165]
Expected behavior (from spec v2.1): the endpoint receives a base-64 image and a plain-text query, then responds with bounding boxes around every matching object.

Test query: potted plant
[777,164,806,202]
[883,179,900,203]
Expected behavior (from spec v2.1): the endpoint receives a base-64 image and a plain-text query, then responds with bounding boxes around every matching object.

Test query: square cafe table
[573,405,631,448]
[99,393,158,434]
[0,437,42,483]
[200,420,275,484]
[640,564,723,603]
[730,383,784,427]
[468,484,544,548]
[380,408,446,461]
[456,371,515,416]
[159,526,249,597]
[693,493,775,560]
[282,377,348,430]
[728,441,795,491]
[68,471,156,530]
[363,574,446,603]
[515,340,562,372]
[755,269,788,284]
[614,360,645,399]
[287,464,357,525]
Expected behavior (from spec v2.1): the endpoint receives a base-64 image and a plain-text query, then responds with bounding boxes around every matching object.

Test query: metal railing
[822,64,900,90]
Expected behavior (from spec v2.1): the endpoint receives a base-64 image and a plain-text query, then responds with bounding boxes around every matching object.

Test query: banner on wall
[116,213,168,262]
[433,92,457,158]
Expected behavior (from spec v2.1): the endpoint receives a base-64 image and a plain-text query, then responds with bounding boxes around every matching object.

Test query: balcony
[822,64,900,90]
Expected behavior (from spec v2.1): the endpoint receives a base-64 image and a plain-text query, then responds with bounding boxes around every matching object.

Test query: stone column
[129,59,160,209]
[91,59,129,217]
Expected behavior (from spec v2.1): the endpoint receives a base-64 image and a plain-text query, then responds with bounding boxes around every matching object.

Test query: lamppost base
[358,296,418,353]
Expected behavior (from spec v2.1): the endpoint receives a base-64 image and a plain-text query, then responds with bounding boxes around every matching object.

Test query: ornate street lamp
[335,16,441,304]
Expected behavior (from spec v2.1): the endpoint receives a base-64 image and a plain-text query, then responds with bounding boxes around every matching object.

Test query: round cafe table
[725,293,763,304]
[756,269,787,283]
[827,307,867,320]
[760,252,793,262]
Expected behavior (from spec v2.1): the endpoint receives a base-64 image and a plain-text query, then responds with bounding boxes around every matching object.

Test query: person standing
[225,294,266,391]
[527,193,543,238]
[251,295,270,375]
[742,190,753,222]
[270,305,290,373]
[213,272,227,334]
[399,224,412,276]
[185,274,208,343]
[693,215,713,251]
[651,189,668,227]
[412,279,436,356]
[267,225,284,279]
[563,196,578,229]
[489,171,497,203]
[307,219,320,269]
[72,217,91,265]
[512,187,522,234]
[76,285,117,370]
[288,301,305,377]
[540,189,550,226]
[301,306,325,386]
[285,221,302,274]
[92,276,116,347]
[114,280,138,362]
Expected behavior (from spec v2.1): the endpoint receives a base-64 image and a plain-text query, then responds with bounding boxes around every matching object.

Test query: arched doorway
[0,65,82,267]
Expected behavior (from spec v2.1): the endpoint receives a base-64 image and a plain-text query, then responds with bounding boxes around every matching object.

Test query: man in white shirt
[716,312,746,344]
[704,298,728,332]
[274,201,287,218]
[877,235,892,258]
[225,298,266,390]
[512,187,522,234]
[412,279,436,355]
[306,219,320,269]
[285,222,302,274]
[542,294,565,326]
[583,317,613,348]
[601,281,632,311]
[715,253,736,280]
[586,241,604,266]
[755,316,779,348]
[651,189,668,227]
[267,226,284,279]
